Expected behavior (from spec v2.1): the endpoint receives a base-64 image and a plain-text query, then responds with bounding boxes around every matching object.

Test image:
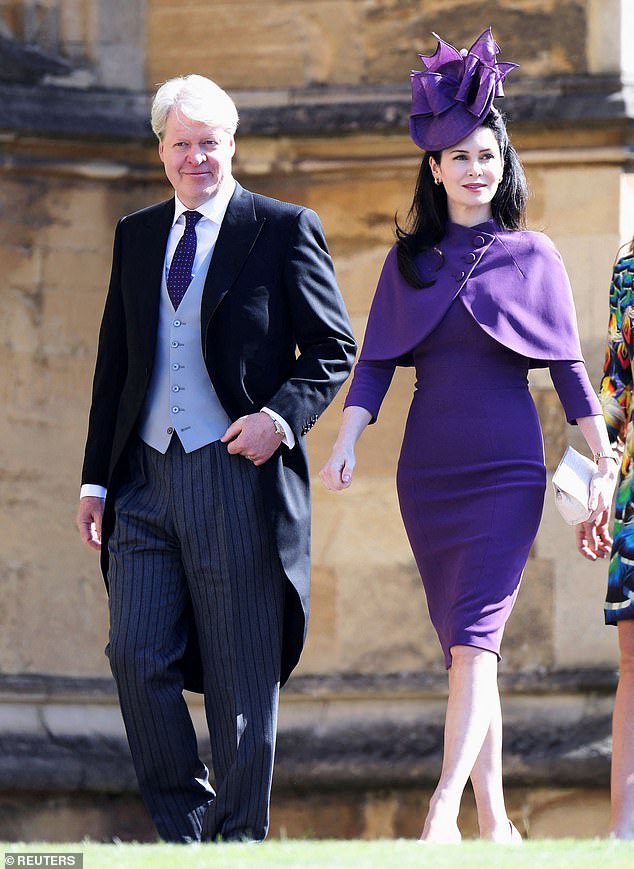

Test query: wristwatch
[270,416,285,439]
[593,450,618,465]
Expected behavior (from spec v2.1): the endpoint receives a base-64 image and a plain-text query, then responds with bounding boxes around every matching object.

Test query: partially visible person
[321,28,617,844]
[576,234,634,839]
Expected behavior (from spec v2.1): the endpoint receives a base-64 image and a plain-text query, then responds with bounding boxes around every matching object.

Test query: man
[76,74,355,843]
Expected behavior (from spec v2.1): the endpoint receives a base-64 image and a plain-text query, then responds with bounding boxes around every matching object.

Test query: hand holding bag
[552,445,596,525]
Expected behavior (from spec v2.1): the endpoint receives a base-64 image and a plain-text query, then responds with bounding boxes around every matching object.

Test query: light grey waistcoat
[137,248,231,454]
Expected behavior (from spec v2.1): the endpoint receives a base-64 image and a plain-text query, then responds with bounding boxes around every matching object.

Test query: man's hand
[76,496,105,550]
[221,412,284,466]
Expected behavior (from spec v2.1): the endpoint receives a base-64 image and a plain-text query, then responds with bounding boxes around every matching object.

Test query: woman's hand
[587,459,618,522]
[575,512,612,561]
[319,405,372,491]
[319,443,356,491]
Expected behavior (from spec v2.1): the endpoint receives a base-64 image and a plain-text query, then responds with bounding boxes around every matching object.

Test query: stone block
[362,0,589,84]
[0,792,155,843]
[554,233,617,350]
[297,566,339,674]
[37,183,114,254]
[537,166,619,238]
[327,247,388,319]
[312,477,410,569]
[362,792,398,839]
[0,241,41,290]
[532,388,569,470]
[539,492,619,668]
[41,245,111,295]
[0,286,43,353]
[94,0,145,90]
[147,2,306,89]
[336,560,434,673]
[311,175,410,246]
[620,173,634,240]
[269,791,364,839]
[40,287,106,357]
[524,787,610,838]
[0,545,111,678]
[587,0,629,76]
[300,2,365,86]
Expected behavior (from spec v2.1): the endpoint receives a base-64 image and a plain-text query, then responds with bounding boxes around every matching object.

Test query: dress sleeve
[343,358,396,423]
[548,360,601,424]
[598,264,632,444]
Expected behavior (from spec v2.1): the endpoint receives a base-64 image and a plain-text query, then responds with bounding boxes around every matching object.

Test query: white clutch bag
[552,446,596,525]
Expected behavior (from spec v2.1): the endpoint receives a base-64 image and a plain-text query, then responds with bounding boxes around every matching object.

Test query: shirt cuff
[80,484,107,499]
[260,407,295,449]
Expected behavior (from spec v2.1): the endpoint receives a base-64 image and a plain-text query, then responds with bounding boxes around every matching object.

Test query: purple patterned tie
[167,210,202,309]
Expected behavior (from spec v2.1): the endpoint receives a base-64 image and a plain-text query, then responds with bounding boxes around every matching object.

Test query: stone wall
[0,0,632,842]
[147,0,591,90]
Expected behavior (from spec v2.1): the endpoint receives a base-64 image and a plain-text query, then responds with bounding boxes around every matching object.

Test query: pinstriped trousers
[107,436,285,842]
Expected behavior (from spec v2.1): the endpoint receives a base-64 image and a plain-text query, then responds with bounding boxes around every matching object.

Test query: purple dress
[345,221,601,667]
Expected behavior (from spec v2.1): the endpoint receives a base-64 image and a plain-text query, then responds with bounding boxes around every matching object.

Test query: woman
[576,237,634,839]
[320,28,618,843]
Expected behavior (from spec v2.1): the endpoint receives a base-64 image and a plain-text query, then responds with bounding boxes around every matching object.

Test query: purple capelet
[357,220,584,368]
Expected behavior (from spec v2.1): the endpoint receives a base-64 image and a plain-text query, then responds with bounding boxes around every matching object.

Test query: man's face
[158,111,235,208]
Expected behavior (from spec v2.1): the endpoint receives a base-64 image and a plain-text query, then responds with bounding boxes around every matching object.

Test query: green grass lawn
[3,839,634,869]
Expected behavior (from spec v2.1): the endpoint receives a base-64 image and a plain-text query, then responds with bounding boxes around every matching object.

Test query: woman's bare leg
[420,646,499,843]
[469,690,521,841]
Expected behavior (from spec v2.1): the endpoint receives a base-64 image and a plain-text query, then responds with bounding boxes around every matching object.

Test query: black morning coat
[81,182,357,691]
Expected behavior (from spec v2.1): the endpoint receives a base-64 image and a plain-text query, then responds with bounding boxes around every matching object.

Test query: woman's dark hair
[395,106,528,288]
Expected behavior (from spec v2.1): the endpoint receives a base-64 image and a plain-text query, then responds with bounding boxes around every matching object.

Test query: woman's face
[429,125,504,226]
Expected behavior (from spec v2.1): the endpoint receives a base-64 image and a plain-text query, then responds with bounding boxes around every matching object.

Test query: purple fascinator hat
[409,27,518,152]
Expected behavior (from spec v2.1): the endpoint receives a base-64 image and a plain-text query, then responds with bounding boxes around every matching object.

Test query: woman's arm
[319,405,373,490]
[548,359,617,525]
[576,414,619,513]
[575,260,632,559]
[573,414,618,560]
[320,356,398,491]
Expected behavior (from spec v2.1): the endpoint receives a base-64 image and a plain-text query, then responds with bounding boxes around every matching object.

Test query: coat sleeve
[264,207,357,437]
[599,261,633,444]
[548,360,601,424]
[343,358,397,423]
[80,218,128,486]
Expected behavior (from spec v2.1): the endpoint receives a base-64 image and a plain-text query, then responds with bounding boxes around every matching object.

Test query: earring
[434,177,442,186]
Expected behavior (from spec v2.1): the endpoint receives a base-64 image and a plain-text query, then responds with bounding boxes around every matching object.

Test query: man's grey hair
[151,74,239,141]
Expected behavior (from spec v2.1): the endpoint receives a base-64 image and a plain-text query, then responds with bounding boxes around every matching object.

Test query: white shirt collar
[172,178,237,227]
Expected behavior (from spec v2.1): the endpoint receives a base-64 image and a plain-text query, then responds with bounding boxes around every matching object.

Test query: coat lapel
[200,183,266,330]
[133,199,174,364]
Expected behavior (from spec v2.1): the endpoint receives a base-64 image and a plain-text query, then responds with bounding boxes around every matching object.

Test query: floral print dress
[600,251,634,622]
